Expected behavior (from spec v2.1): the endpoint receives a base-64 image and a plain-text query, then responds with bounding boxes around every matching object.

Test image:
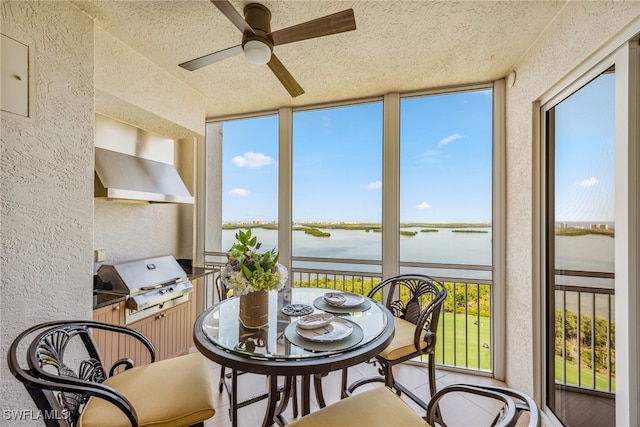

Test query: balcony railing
[554,270,615,396]
[204,251,494,374]
[203,252,617,396]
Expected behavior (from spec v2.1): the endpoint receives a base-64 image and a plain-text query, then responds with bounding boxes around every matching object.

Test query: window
[292,102,383,263]
[400,90,493,266]
[207,85,500,374]
[544,69,616,427]
[399,88,495,372]
[220,115,279,251]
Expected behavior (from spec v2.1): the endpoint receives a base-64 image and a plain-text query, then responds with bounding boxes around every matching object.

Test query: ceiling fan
[179,0,356,97]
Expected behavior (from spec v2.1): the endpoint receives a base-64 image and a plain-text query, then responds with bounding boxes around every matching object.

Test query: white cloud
[363,180,382,190]
[232,152,275,168]
[416,202,431,210]
[578,177,599,187]
[437,133,464,147]
[229,188,250,197]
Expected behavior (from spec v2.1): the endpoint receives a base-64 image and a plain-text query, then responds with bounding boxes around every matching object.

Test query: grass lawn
[554,355,616,391]
[434,312,491,371]
[429,312,615,391]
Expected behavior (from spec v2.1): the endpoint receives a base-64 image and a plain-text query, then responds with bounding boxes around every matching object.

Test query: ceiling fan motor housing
[242,3,273,50]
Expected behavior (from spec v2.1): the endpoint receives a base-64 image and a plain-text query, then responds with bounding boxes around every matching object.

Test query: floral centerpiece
[221,229,288,295]
[221,229,288,328]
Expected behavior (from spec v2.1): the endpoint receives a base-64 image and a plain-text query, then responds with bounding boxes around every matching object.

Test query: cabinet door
[92,302,125,371]
[125,313,163,366]
[162,300,192,360]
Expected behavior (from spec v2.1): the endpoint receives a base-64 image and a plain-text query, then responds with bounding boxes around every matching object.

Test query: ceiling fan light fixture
[243,39,272,65]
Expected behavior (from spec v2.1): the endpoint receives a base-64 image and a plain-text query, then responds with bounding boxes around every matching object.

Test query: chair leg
[341,368,349,399]
[219,366,226,393]
[291,376,298,418]
[230,368,238,427]
[428,353,437,398]
[384,362,400,396]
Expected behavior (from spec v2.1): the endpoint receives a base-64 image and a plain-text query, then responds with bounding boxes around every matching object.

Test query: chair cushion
[379,317,428,361]
[288,386,429,427]
[78,353,215,427]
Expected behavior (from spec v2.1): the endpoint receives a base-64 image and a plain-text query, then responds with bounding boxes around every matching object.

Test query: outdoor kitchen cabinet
[92,300,126,370]
[126,298,194,364]
[92,296,195,370]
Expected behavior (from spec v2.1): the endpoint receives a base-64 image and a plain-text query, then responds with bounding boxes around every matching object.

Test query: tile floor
[199,355,515,427]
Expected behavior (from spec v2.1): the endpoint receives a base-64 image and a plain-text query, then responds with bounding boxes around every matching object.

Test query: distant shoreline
[221,222,615,238]
[222,222,492,231]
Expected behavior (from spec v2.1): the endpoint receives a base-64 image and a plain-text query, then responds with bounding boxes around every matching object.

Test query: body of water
[220,227,615,287]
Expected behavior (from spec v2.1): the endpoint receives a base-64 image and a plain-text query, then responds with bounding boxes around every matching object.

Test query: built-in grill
[97,255,193,324]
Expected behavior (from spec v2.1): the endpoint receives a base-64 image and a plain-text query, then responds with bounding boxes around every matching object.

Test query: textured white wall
[93,25,205,267]
[0,0,94,421]
[504,0,640,397]
[94,27,206,138]
[93,199,181,266]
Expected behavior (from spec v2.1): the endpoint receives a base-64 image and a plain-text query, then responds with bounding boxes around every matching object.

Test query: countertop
[93,291,126,310]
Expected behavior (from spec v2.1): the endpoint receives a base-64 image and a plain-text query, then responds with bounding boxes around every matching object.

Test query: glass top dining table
[193,287,395,426]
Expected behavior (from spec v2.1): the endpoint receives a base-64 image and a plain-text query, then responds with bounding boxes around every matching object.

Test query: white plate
[296,317,354,342]
[296,313,334,330]
[323,291,365,308]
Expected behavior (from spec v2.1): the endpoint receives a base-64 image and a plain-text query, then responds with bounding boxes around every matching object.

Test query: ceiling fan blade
[269,9,356,46]
[267,54,305,97]
[211,0,254,34]
[179,45,243,71]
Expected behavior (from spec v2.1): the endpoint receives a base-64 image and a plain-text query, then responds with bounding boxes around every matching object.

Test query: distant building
[590,223,609,230]
[560,222,568,229]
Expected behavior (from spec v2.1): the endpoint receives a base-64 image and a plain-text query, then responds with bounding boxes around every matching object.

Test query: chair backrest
[7,320,153,427]
[426,384,540,427]
[215,274,229,302]
[368,274,447,353]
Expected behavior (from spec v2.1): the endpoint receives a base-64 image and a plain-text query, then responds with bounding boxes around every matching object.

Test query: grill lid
[97,255,188,294]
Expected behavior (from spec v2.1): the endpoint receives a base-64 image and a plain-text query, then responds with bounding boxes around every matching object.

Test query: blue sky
[221,79,614,224]
[222,90,494,223]
[554,72,615,222]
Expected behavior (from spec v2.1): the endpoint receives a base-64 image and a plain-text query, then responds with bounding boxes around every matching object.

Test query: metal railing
[554,270,615,396]
[204,251,494,374]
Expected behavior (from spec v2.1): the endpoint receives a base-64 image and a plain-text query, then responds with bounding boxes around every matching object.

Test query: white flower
[221,262,288,296]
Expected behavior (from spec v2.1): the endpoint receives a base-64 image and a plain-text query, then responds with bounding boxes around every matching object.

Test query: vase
[239,290,269,329]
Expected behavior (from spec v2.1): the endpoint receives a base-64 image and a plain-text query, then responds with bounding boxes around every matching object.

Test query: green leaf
[242,265,253,279]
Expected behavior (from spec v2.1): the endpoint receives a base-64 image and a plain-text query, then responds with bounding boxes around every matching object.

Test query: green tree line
[555,309,615,377]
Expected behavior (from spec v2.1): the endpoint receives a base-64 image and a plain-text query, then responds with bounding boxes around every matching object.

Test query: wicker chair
[288,383,540,427]
[343,274,447,410]
[7,320,215,427]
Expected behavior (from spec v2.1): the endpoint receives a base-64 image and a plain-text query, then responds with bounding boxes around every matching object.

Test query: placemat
[284,319,364,352]
[313,297,372,314]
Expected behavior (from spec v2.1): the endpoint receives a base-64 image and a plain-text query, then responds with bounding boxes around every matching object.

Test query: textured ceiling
[73,0,567,119]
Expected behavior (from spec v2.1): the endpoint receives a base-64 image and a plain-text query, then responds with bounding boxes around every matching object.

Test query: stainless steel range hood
[95,147,194,204]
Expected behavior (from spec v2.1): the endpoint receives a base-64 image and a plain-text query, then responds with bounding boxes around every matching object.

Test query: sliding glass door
[544,68,616,427]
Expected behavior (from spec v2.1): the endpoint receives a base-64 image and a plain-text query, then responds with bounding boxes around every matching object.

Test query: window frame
[535,37,640,426]
[202,80,505,377]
